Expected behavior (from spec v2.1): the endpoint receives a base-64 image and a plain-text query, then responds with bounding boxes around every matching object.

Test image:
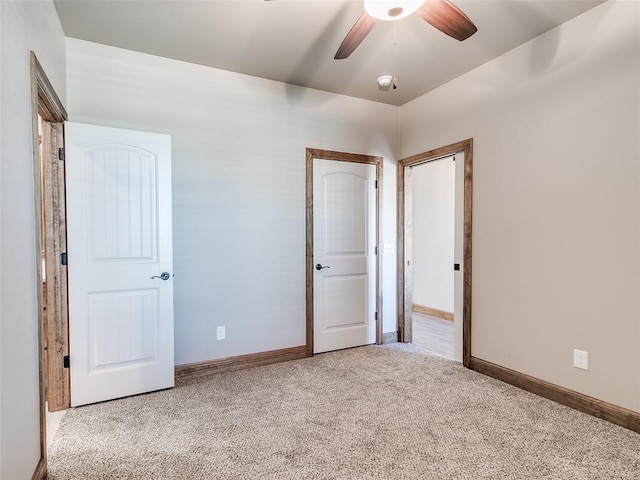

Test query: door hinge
[375,312,378,321]
[63,355,70,368]
[454,263,460,271]
[58,147,65,161]
[375,246,378,255]
[60,252,67,266]
[375,180,378,189]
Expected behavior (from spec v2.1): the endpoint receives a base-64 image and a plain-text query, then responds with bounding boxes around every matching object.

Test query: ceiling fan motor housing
[335,0,477,60]
[364,0,427,21]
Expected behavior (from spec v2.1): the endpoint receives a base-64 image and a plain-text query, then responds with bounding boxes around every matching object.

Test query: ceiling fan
[334,0,477,59]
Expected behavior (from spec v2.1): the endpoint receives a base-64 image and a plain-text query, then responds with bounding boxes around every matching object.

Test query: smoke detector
[377,75,394,90]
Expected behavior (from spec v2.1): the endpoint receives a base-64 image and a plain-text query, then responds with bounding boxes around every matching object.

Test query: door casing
[397,139,473,366]
[306,148,383,356]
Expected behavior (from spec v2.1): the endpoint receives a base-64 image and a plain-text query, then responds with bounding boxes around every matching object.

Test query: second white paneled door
[313,159,376,353]
[65,122,174,406]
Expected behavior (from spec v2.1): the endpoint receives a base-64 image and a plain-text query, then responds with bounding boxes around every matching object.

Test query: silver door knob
[151,272,171,280]
[315,264,330,271]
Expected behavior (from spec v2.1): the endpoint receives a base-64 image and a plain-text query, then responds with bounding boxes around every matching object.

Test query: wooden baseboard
[382,331,398,344]
[31,458,46,480]
[469,357,640,434]
[175,345,309,384]
[412,304,453,321]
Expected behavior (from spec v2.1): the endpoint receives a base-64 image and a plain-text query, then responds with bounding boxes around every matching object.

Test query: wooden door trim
[41,121,70,412]
[31,51,68,480]
[306,148,383,357]
[397,139,473,366]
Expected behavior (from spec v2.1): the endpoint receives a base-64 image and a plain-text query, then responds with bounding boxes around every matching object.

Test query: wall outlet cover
[217,326,226,341]
[573,349,588,370]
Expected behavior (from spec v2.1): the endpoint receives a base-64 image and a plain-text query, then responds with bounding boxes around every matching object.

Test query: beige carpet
[48,344,640,479]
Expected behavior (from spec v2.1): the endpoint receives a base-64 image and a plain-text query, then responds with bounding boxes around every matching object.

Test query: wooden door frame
[397,139,473,366]
[40,115,70,411]
[306,148,383,357]
[30,51,68,480]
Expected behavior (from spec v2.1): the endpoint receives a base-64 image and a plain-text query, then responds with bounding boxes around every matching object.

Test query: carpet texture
[48,344,640,479]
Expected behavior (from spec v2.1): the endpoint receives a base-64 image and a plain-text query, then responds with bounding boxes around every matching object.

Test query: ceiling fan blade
[334,12,376,60]
[417,0,477,41]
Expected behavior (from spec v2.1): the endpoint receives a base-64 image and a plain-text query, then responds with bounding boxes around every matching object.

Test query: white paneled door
[313,159,376,353]
[65,122,174,406]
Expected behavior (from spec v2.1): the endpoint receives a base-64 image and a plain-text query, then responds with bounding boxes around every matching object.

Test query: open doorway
[31,52,69,478]
[38,113,69,441]
[410,156,455,359]
[397,139,473,366]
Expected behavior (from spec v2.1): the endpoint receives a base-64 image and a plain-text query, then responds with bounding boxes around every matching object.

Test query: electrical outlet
[217,326,226,341]
[573,349,588,370]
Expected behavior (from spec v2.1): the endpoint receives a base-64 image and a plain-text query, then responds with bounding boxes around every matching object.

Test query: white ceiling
[53,0,606,106]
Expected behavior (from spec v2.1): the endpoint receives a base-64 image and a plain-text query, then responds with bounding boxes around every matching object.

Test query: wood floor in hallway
[412,313,454,360]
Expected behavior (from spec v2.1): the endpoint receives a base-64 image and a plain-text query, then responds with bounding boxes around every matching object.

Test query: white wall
[401,0,640,412]
[66,39,399,365]
[412,158,455,312]
[0,1,66,478]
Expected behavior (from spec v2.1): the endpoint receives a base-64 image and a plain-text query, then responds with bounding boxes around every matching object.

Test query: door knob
[315,264,330,271]
[151,272,171,280]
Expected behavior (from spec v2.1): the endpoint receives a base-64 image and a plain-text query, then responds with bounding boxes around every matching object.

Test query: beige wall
[400,0,640,412]
[0,1,67,477]
[66,38,400,366]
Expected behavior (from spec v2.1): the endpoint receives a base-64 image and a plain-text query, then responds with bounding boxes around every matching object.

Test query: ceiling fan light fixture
[364,0,427,21]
